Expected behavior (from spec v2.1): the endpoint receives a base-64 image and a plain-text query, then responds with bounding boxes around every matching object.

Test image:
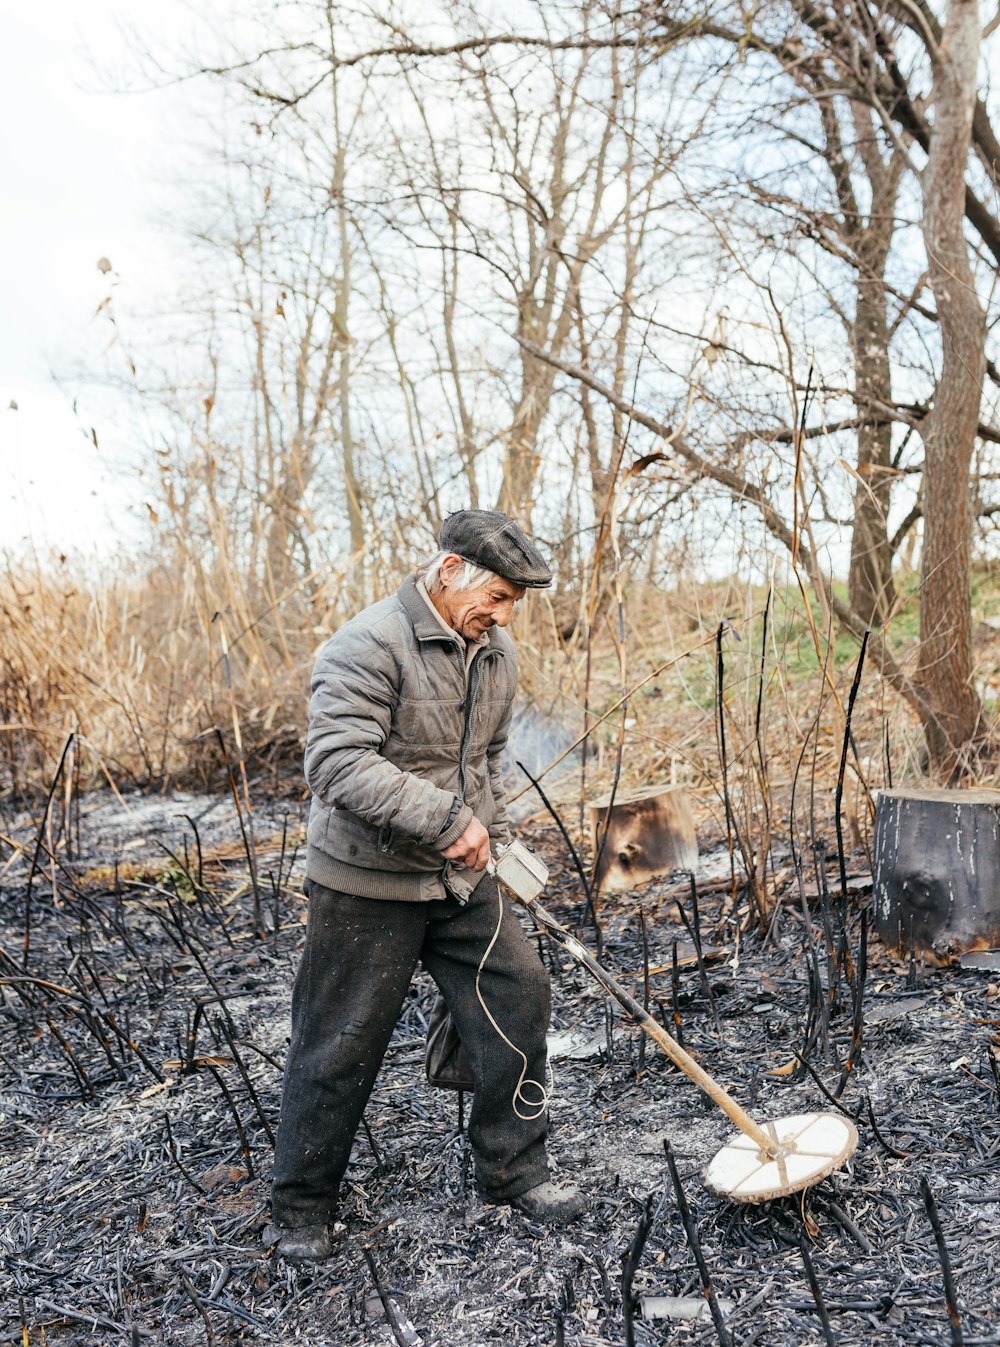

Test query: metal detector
[489,842,858,1203]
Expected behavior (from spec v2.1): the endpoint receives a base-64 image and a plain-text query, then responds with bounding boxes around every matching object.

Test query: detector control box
[490,840,549,903]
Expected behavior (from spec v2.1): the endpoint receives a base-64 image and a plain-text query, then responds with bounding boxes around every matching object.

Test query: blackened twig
[100,1010,165,1083]
[834,910,867,1099]
[793,948,821,1080]
[216,1015,275,1145]
[33,1299,129,1338]
[863,1093,912,1159]
[269,813,292,939]
[362,1245,411,1347]
[754,585,771,768]
[185,1002,206,1075]
[153,911,237,1040]
[205,1063,255,1178]
[361,1115,385,1173]
[24,731,76,967]
[985,1047,1000,1112]
[637,907,650,1078]
[814,844,843,1014]
[588,1251,614,1313]
[516,758,603,956]
[791,363,815,566]
[671,938,684,1047]
[682,872,721,1034]
[834,630,869,903]
[663,1140,732,1346]
[754,585,774,930]
[799,1234,837,1346]
[621,1195,656,1347]
[241,1038,283,1072]
[790,1051,855,1120]
[46,1015,94,1098]
[920,1177,964,1346]
[824,1199,872,1255]
[181,1271,216,1346]
[162,1113,207,1194]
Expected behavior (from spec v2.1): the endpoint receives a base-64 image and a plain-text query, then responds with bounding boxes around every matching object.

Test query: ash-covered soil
[2,791,1000,1345]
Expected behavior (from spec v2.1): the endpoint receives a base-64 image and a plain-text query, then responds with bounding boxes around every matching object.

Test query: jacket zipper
[458,646,490,803]
[444,641,500,904]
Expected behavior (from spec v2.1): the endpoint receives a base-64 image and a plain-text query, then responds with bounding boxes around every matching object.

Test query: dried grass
[0,548,359,801]
[0,539,958,887]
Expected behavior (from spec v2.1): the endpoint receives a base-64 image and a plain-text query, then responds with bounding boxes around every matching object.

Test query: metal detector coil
[702,1111,859,1204]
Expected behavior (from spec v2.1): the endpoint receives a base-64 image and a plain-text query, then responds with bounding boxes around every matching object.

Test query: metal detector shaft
[522,896,780,1158]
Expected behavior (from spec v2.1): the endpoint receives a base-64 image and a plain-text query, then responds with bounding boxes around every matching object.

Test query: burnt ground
[2,791,1000,1346]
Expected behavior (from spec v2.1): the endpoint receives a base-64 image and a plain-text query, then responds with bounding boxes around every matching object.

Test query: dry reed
[0,533,933,908]
[0,546,356,801]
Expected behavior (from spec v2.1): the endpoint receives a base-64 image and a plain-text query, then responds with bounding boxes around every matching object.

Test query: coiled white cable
[474,875,553,1121]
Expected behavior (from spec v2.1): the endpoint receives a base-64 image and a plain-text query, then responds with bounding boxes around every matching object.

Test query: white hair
[421,549,497,594]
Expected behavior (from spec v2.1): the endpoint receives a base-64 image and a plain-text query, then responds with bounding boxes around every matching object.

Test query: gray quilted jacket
[304,574,516,902]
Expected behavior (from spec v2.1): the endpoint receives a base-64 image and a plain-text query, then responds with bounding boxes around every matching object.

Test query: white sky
[0,1,201,558]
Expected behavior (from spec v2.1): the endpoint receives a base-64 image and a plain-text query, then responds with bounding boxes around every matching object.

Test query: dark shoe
[262,1221,334,1262]
[509,1181,588,1224]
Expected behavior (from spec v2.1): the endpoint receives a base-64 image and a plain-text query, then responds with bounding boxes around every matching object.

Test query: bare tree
[120,0,996,777]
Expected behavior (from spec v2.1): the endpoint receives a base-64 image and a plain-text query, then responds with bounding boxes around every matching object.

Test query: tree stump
[588,785,697,893]
[872,787,1000,963]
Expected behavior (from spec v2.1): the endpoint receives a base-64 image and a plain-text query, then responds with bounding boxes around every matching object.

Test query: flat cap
[439,509,552,588]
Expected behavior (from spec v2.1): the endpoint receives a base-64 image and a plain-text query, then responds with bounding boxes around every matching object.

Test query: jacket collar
[398,573,507,655]
[399,573,460,646]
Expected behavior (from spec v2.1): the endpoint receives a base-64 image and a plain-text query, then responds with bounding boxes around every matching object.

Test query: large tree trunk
[916,0,986,777]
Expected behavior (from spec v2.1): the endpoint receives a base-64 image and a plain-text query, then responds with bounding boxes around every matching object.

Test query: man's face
[436,560,526,639]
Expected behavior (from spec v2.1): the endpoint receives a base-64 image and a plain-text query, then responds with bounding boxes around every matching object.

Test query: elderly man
[266,510,586,1262]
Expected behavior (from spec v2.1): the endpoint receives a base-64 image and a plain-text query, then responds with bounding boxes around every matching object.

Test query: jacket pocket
[377,824,396,855]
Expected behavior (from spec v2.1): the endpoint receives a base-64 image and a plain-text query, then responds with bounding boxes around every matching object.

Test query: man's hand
[441,817,491,871]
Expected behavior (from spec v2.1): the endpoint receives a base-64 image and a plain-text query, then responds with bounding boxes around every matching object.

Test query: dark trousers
[270,874,552,1227]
